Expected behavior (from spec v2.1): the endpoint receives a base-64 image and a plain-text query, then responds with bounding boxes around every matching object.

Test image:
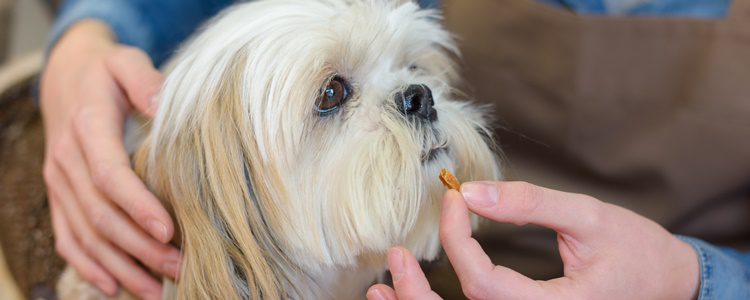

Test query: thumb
[458,181,604,239]
[105,47,164,118]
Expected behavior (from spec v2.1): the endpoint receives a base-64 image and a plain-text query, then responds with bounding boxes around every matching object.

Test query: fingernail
[367,288,386,300]
[461,182,499,208]
[388,248,405,282]
[147,219,168,242]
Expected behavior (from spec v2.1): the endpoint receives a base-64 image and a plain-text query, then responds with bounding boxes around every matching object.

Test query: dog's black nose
[394,84,437,121]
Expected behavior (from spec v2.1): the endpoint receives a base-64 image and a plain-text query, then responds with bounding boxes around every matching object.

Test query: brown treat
[439,169,461,190]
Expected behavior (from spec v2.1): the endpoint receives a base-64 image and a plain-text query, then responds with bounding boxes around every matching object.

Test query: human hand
[367,182,700,300]
[41,20,179,300]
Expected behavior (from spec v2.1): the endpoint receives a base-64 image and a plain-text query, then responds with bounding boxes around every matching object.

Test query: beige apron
[444,0,750,238]
[424,1,750,297]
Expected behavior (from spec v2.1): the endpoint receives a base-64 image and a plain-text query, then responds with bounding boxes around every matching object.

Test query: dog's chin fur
[58,0,502,299]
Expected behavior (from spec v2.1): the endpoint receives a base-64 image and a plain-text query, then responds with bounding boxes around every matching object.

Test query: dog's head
[137,0,501,298]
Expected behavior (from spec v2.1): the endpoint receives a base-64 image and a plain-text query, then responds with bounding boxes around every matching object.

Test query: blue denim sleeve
[418,0,441,8]
[678,236,750,300]
[49,0,234,66]
[51,0,441,66]
[539,0,731,19]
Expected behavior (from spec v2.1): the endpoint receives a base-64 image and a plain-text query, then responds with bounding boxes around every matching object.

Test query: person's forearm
[50,0,234,66]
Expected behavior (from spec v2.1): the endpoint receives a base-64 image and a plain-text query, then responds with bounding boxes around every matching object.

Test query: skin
[40,20,179,300]
[368,181,701,300]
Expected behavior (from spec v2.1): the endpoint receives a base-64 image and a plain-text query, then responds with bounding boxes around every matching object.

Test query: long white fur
[58,0,502,299]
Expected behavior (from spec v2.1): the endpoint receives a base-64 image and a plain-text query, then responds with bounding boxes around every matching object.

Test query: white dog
[58,0,502,299]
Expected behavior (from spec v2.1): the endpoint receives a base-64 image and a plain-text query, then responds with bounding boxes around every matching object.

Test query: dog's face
[138,0,501,298]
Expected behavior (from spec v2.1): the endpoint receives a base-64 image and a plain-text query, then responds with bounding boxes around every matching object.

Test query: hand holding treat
[367,180,700,300]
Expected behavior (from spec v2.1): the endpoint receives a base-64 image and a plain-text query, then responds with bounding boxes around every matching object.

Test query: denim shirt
[50,0,732,66]
[49,0,439,66]
[539,0,731,18]
[50,1,748,299]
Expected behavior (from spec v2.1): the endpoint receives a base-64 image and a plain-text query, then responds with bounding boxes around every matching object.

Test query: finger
[55,140,181,278]
[367,285,397,300]
[104,47,164,117]
[90,243,164,300]
[49,193,118,296]
[72,104,174,244]
[387,247,442,300]
[459,181,603,238]
[440,190,545,299]
[51,166,163,300]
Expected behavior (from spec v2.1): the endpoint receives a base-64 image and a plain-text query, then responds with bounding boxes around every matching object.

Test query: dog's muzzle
[394,84,437,122]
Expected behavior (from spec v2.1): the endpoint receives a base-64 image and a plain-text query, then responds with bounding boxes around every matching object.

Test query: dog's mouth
[421,142,448,163]
[420,126,448,163]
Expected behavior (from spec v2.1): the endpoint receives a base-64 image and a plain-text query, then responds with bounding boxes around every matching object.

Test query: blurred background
[0,2,54,300]
[0,0,52,64]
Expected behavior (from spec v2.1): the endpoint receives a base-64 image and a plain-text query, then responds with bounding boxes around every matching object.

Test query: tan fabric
[425,2,750,297]
[0,246,23,300]
[0,0,14,61]
[443,0,750,238]
[428,0,750,299]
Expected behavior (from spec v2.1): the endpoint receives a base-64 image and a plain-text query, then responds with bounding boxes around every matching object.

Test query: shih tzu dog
[58,0,501,299]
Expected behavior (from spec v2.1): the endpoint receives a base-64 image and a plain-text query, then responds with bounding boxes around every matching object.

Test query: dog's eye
[317,76,351,115]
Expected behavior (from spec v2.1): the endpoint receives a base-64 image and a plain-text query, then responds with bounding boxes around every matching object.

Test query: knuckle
[88,206,112,234]
[79,234,100,254]
[72,108,95,137]
[513,181,543,202]
[508,181,543,222]
[91,162,115,193]
[462,279,489,300]
[94,166,142,218]
[125,201,149,223]
[576,194,606,229]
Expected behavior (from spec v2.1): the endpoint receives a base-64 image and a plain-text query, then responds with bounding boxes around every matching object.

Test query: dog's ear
[136,53,297,299]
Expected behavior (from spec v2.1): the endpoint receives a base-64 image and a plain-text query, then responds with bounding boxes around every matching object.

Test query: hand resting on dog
[368,181,701,300]
[41,20,179,300]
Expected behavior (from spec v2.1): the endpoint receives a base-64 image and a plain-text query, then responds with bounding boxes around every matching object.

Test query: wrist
[50,20,117,61]
[674,239,701,300]
[42,20,118,111]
